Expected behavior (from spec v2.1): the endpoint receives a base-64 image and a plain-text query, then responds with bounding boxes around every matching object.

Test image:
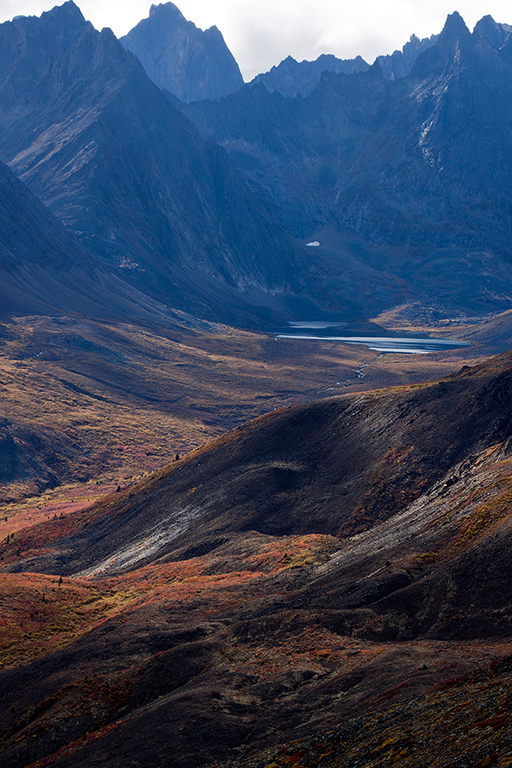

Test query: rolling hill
[2,352,512,766]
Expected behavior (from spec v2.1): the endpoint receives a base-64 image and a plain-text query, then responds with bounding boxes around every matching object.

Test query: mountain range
[249,33,442,97]
[2,4,512,324]
[182,12,512,319]
[250,53,369,97]
[0,2,309,328]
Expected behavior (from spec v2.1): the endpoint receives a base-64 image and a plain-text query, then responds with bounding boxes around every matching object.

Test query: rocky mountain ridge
[375,30,440,80]
[250,53,369,97]
[248,32,441,97]
[182,11,512,319]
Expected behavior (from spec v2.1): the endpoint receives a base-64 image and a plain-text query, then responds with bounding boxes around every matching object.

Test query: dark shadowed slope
[120,2,244,101]
[10,350,512,579]
[0,2,305,327]
[0,157,173,322]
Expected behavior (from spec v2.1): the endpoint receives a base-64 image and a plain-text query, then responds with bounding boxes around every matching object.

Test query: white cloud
[1,0,512,79]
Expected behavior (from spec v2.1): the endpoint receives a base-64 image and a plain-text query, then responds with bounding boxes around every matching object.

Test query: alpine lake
[276,321,471,354]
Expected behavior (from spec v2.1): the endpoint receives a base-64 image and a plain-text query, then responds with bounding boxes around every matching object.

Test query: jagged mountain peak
[148,0,222,39]
[251,52,369,97]
[476,13,499,26]
[415,11,512,67]
[149,2,186,21]
[4,1,114,50]
[436,10,472,56]
[376,30,439,80]
[8,0,89,36]
[376,12,511,81]
[203,25,226,41]
[120,2,243,102]
[24,0,88,28]
[473,14,511,48]
[442,10,470,33]
[0,3,134,123]
[43,0,83,19]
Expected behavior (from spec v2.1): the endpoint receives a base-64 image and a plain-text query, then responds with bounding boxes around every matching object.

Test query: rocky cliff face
[376,31,440,80]
[0,2,304,326]
[120,2,244,102]
[183,12,512,317]
[250,53,369,97]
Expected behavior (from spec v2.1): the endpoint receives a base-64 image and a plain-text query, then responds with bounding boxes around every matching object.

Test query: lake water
[276,323,471,354]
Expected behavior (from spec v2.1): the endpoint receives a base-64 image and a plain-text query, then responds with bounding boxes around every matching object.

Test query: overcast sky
[1,0,512,79]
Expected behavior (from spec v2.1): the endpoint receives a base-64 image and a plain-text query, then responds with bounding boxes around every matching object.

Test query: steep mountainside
[250,53,369,97]
[0,157,172,321]
[183,12,512,318]
[120,2,244,102]
[3,353,512,766]
[0,2,306,327]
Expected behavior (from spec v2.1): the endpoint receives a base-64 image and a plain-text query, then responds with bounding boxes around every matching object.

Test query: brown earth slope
[2,352,512,766]
[8,349,512,577]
